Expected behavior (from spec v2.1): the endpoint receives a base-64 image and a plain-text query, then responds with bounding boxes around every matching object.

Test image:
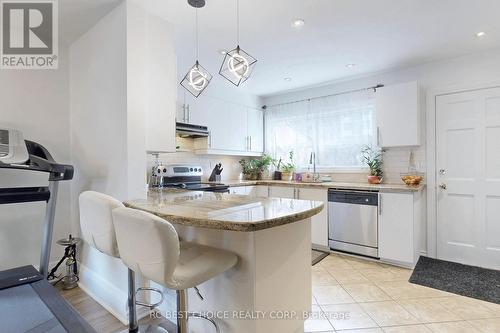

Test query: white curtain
[265,89,376,169]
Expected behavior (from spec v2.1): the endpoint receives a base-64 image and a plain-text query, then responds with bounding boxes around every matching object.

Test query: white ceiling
[61,0,500,97]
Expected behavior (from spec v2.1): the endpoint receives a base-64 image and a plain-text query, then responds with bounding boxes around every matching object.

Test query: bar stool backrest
[79,191,124,258]
[112,207,180,286]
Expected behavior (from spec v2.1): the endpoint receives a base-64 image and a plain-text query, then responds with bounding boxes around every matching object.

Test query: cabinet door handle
[250,136,252,151]
[377,127,380,147]
[296,188,299,199]
[187,105,190,123]
[378,193,382,215]
[182,104,186,123]
[208,131,212,148]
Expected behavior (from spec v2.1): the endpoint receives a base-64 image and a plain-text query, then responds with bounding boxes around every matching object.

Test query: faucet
[309,152,318,181]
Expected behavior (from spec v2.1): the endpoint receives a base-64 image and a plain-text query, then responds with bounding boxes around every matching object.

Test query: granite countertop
[124,190,324,232]
[219,180,425,192]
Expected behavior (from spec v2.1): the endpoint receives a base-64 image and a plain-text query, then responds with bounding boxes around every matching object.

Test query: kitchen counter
[124,189,321,333]
[124,189,324,232]
[218,179,425,192]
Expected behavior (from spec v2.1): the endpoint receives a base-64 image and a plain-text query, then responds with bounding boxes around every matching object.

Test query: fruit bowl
[401,173,424,186]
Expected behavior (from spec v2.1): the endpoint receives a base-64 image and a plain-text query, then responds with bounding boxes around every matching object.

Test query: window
[265,89,376,170]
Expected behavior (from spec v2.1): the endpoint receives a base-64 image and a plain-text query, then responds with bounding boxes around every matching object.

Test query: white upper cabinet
[186,95,263,156]
[375,81,421,147]
[247,108,264,153]
[145,15,177,153]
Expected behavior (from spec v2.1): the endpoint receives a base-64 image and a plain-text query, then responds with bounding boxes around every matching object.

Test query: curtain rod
[261,83,384,110]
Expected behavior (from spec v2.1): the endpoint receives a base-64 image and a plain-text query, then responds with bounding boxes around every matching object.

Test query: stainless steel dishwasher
[328,189,379,258]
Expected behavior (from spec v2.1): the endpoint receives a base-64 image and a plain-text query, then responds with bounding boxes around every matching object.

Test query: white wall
[69,1,139,323]
[0,47,71,270]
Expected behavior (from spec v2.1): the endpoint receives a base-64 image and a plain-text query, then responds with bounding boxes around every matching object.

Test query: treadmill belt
[0,284,67,333]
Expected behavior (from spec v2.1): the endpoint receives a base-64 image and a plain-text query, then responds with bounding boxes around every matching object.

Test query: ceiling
[61,0,500,97]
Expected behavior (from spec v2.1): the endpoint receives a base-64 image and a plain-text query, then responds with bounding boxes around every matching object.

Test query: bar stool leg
[177,290,188,333]
[128,269,139,333]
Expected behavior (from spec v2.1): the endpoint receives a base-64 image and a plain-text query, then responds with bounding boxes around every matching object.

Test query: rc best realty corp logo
[0,0,58,69]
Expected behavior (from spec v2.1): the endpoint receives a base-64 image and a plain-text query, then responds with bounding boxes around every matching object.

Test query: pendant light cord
[195,9,199,60]
[236,0,240,46]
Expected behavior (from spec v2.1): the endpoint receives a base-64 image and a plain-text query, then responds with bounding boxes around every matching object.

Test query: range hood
[176,122,209,138]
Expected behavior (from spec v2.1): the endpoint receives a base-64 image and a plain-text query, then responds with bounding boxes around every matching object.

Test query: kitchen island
[124,190,324,333]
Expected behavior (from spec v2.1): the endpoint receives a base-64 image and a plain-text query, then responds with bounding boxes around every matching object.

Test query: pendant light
[219,0,257,86]
[180,7,212,98]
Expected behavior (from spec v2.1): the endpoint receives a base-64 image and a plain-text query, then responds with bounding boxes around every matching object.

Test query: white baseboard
[78,263,150,325]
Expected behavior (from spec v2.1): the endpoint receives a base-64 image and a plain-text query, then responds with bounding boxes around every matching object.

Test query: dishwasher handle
[328,190,378,206]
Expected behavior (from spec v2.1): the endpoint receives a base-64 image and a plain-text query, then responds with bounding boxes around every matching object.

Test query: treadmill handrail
[0,140,74,181]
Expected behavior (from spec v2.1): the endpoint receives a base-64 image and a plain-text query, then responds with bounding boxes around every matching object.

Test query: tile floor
[305,252,500,333]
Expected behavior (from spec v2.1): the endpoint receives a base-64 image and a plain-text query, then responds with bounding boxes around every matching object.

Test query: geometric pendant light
[180,6,212,97]
[219,0,257,86]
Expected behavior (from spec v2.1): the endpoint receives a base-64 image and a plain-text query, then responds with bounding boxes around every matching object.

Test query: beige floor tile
[343,283,392,302]
[438,296,499,320]
[474,299,500,317]
[320,256,356,270]
[376,281,453,300]
[304,305,335,332]
[360,268,412,283]
[314,285,355,305]
[337,328,384,333]
[382,324,432,332]
[321,303,378,330]
[328,269,371,285]
[313,267,339,286]
[344,258,387,270]
[397,298,460,323]
[468,318,500,332]
[359,301,420,327]
[425,321,482,333]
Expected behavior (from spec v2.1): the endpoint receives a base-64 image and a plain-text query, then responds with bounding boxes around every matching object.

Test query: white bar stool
[112,207,239,333]
[79,191,165,333]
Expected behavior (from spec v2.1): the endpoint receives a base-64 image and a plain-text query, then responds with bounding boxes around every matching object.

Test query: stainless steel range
[149,164,229,193]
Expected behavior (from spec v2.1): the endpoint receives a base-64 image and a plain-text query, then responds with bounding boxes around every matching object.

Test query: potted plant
[273,157,282,180]
[280,151,295,181]
[361,145,383,184]
[239,154,275,180]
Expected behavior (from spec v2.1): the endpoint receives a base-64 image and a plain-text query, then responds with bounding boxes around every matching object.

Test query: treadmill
[0,128,96,333]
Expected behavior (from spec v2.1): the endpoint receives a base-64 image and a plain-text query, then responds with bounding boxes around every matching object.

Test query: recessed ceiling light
[476,31,486,37]
[284,77,292,82]
[291,18,305,28]
[346,63,356,68]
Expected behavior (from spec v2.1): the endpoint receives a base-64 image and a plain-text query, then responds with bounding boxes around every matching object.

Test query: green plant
[239,154,275,178]
[281,151,296,173]
[361,145,383,177]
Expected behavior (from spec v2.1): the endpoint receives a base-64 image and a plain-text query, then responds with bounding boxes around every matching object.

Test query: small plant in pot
[239,154,275,180]
[280,151,296,181]
[361,145,384,184]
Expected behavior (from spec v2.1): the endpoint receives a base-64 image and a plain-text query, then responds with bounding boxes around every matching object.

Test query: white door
[436,86,500,270]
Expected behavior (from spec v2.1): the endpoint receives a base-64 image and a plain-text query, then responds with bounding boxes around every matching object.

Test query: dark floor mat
[409,256,500,304]
[312,249,329,266]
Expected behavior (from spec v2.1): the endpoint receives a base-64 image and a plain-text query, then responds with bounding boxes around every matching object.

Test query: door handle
[439,169,446,175]
[439,183,447,190]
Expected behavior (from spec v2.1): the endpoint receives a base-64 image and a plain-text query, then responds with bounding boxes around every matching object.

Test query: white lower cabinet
[378,191,422,268]
[268,186,295,199]
[268,186,328,249]
[229,185,268,197]
[298,188,328,249]
[249,185,268,198]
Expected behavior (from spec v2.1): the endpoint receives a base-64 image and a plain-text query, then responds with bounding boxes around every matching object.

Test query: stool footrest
[135,287,164,309]
[188,312,220,333]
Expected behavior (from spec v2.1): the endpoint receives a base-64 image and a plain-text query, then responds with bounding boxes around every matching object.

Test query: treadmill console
[0,128,29,164]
